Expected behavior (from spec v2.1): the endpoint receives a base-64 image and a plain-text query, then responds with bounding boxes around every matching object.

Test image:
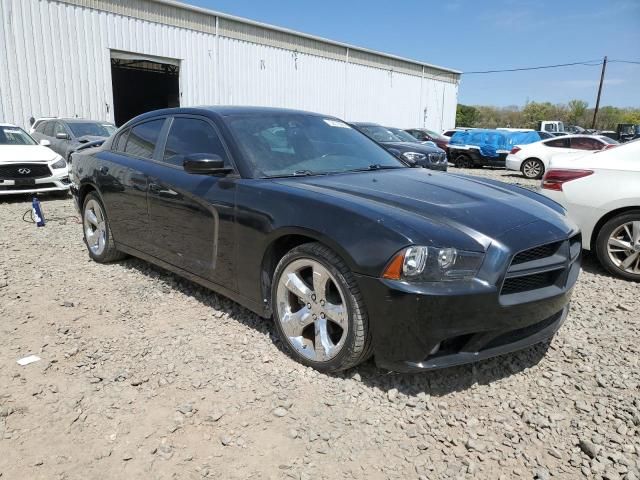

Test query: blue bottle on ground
[32,197,46,227]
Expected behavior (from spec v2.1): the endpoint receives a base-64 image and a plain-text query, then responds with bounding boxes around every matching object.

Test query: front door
[146,115,237,289]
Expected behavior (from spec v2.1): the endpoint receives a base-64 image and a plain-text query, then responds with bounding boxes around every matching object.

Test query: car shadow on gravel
[119,256,553,398]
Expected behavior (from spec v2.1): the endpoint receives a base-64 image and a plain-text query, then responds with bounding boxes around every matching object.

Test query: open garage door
[110,51,180,126]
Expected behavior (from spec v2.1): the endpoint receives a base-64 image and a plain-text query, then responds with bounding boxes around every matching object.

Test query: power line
[463,60,603,75]
[462,58,640,75]
[609,59,640,65]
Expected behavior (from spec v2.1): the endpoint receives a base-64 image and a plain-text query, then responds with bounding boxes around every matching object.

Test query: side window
[53,122,67,137]
[43,121,55,137]
[124,119,165,159]
[545,138,569,148]
[162,118,228,167]
[35,122,47,133]
[571,137,603,151]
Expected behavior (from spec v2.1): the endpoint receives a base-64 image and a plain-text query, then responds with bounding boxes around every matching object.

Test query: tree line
[456,101,640,131]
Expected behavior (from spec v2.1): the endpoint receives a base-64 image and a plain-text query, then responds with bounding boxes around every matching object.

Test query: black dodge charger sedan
[71,107,581,373]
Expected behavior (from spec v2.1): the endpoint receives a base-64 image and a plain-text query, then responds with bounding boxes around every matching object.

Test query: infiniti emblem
[18,168,31,175]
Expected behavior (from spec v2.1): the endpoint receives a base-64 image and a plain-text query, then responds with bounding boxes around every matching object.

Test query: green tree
[567,100,588,126]
[522,101,555,129]
[456,104,480,127]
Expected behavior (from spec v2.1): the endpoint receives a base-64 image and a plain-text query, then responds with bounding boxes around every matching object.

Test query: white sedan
[506,134,618,179]
[0,123,70,196]
[540,139,640,281]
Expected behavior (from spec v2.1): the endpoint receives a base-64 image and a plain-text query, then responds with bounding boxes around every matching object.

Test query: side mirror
[56,132,70,140]
[39,139,51,146]
[183,153,234,175]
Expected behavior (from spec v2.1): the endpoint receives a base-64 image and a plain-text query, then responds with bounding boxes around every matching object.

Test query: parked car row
[0,117,115,196]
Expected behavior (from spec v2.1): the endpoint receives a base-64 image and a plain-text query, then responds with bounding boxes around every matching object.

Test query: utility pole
[591,56,607,129]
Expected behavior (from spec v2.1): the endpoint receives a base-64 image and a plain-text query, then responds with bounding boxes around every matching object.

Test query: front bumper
[0,171,70,195]
[356,224,581,372]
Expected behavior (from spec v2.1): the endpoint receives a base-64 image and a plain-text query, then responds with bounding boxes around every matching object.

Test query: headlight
[402,152,426,162]
[382,246,484,282]
[51,158,67,169]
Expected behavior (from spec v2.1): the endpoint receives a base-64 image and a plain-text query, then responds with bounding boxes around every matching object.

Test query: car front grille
[500,234,581,299]
[0,182,57,191]
[512,241,562,265]
[0,163,51,180]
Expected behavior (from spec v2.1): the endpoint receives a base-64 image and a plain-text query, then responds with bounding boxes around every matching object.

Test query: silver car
[31,118,116,161]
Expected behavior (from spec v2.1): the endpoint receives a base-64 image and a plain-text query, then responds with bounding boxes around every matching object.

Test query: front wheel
[272,243,372,372]
[455,154,473,168]
[595,211,640,281]
[521,158,544,179]
[82,192,125,263]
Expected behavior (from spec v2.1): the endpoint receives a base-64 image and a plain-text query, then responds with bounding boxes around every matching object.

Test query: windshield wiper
[345,164,405,173]
[265,170,323,179]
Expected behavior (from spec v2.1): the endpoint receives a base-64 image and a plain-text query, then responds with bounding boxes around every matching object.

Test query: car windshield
[67,122,115,138]
[356,125,399,143]
[0,126,37,145]
[225,114,406,178]
[387,128,419,143]
[424,129,447,141]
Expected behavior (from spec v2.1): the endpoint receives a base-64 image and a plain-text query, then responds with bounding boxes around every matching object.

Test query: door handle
[99,166,109,175]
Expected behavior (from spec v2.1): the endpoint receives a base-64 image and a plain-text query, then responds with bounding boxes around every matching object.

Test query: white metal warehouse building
[0,0,461,130]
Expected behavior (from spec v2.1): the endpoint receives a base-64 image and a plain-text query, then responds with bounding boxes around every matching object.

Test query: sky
[181,0,640,108]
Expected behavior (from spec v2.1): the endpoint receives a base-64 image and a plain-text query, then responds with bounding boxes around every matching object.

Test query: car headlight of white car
[51,158,67,169]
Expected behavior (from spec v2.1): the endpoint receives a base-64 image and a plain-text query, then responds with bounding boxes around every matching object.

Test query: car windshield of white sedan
[68,122,115,138]
[226,114,406,178]
[0,126,37,145]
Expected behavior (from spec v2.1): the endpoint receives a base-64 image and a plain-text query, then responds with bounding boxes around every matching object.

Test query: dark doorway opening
[110,58,180,127]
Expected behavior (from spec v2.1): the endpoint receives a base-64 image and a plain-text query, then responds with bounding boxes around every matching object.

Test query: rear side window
[570,137,604,151]
[545,138,569,148]
[124,119,165,159]
[162,118,228,167]
[113,130,129,152]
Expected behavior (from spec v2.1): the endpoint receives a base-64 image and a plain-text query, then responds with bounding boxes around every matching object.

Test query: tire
[455,154,473,169]
[271,242,373,372]
[595,211,640,281]
[521,158,545,179]
[81,192,125,263]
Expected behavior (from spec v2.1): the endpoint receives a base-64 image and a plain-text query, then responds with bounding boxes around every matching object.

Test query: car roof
[57,118,114,124]
[0,123,19,128]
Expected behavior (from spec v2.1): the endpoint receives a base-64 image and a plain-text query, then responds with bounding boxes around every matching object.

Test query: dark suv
[351,122,447,171]
[31,119,116,161]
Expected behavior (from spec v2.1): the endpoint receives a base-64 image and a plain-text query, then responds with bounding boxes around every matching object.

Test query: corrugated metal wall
[0,0,459,131]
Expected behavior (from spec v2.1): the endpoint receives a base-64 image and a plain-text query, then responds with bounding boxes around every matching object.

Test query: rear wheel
[82,192,125,263]
[272,243,372,372]
[595,211,640,281]
[521,158,544,179]
[455,154,473,168]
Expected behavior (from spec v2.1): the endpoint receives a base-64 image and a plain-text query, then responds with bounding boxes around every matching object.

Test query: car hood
[77,135,109,143]
[276,168,568,244]
[382,141,443,154]
[0,145,59,163]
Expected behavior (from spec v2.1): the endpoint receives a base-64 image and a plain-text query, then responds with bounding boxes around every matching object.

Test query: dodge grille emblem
[18,168,31,174]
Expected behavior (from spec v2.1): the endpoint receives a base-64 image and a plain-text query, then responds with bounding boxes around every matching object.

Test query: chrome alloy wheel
[522,159,543,179]
[276,259,349,362]
[83,199,107,256]
[607,221,640,275]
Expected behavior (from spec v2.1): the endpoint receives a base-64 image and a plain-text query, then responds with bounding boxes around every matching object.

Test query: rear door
[146,115,237,287]
[96,118,166,251]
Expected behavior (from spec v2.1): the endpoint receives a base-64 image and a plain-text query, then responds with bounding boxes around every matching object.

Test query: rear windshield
[0,126,37,145]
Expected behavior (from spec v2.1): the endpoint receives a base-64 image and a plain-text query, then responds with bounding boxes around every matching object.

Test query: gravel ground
[0,167,638,480]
